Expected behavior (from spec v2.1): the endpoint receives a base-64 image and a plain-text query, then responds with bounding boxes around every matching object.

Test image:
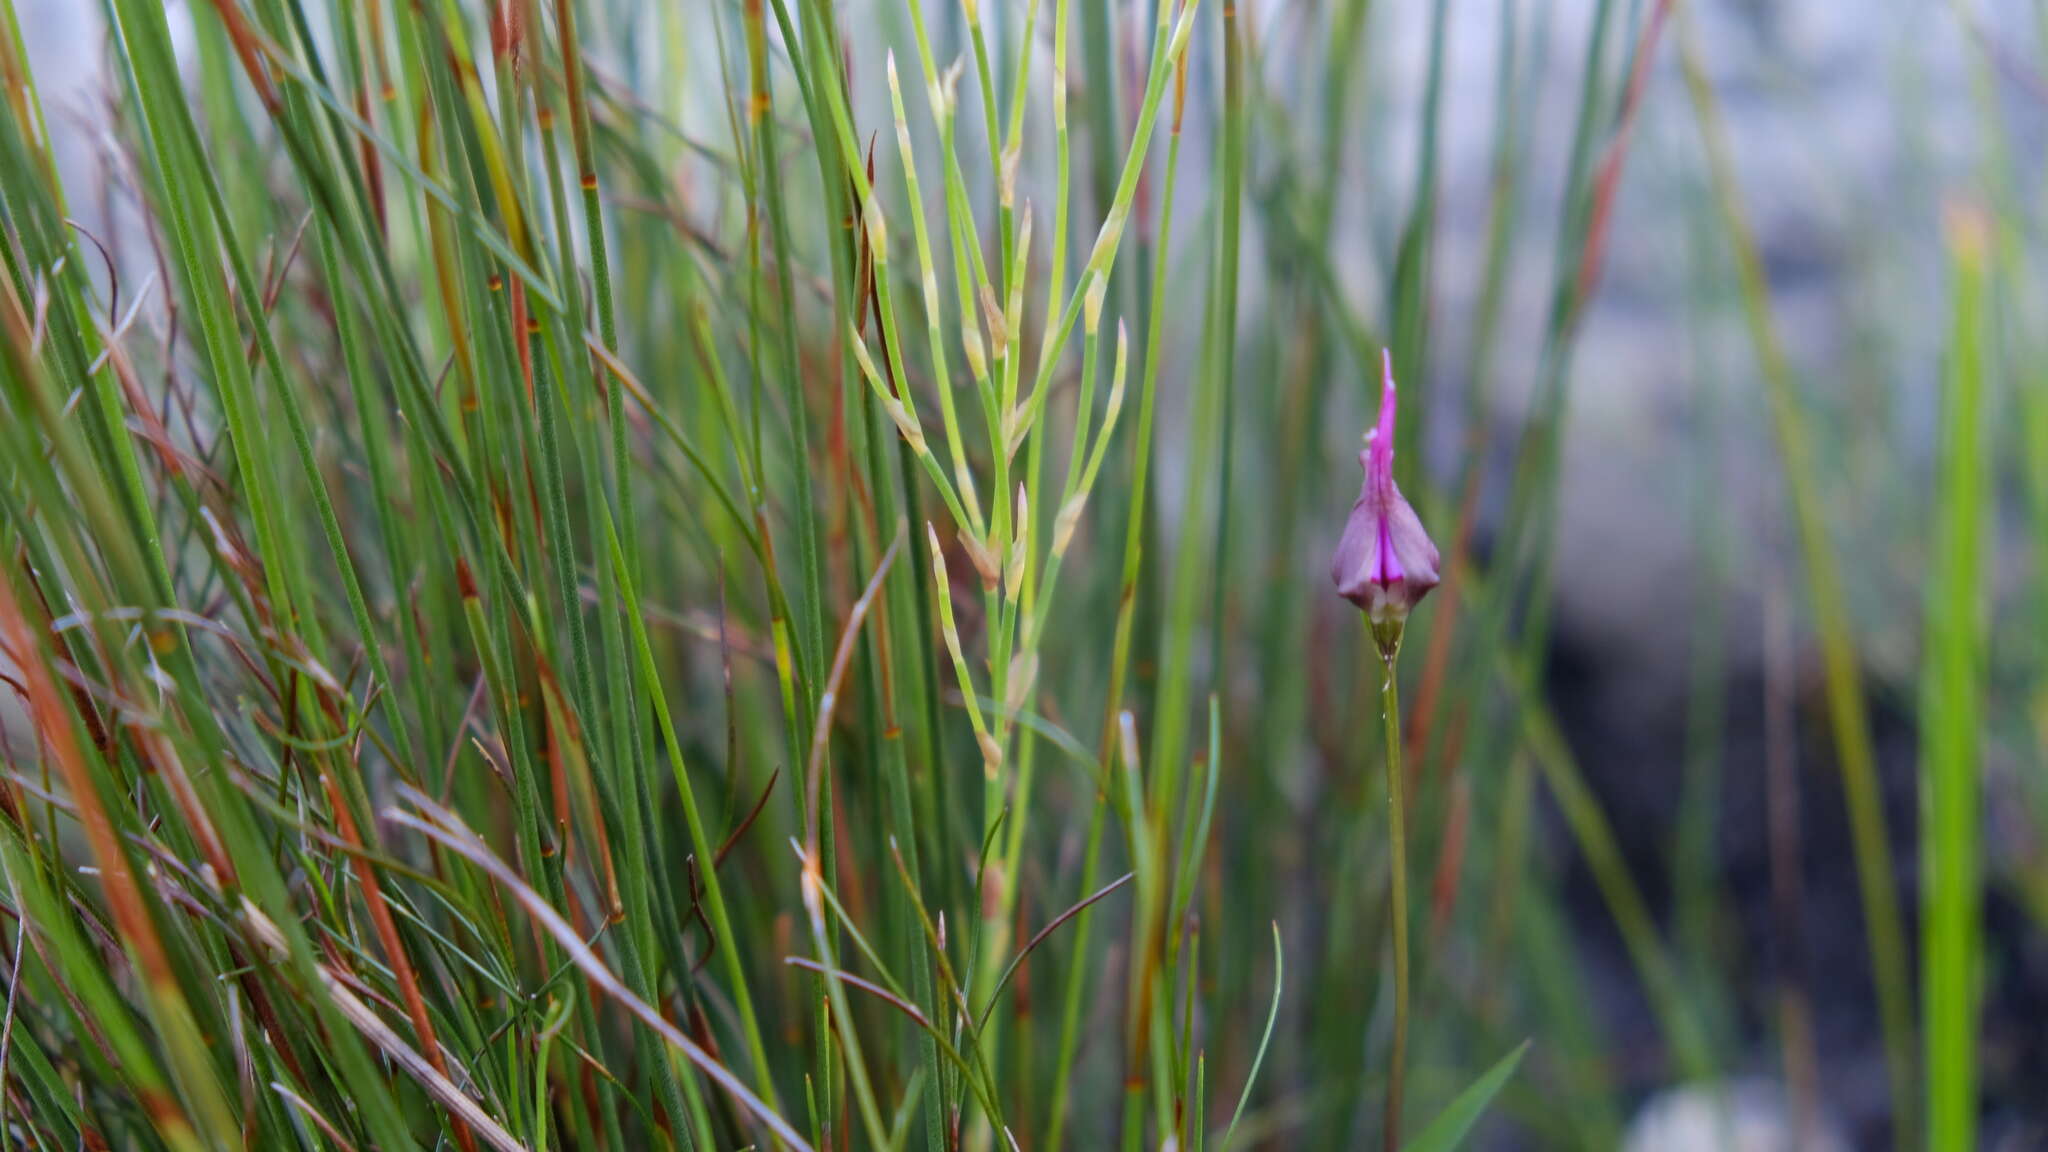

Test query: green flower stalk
[1333,349,1440,1151]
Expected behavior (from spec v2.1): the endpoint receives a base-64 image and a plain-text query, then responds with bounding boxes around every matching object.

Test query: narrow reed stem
[1378,630,1410,1152]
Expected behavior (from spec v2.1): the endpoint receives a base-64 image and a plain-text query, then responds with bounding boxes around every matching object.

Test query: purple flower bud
[1332,350,1440,630]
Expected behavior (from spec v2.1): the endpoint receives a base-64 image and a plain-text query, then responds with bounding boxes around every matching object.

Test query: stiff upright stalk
[1380,637,1410,1152]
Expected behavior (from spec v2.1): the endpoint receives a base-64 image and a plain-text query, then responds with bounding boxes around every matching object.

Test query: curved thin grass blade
[1401,1041,1529,1152]
[387,789,813,1152]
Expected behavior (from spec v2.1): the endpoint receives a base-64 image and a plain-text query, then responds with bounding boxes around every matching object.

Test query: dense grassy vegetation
[0,0,2022,1148]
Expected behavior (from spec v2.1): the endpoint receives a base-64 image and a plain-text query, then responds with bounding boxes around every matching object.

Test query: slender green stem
[1923,207,1987,1152]
[1378,633,1409,1152]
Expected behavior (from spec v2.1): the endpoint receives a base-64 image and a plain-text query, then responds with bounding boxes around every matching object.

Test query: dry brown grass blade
[386,787,815,1152]
[320,773,479,1152]
[235,897,529,1152]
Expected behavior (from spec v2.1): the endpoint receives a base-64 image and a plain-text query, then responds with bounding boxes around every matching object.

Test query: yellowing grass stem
[1678,14,1917,1145]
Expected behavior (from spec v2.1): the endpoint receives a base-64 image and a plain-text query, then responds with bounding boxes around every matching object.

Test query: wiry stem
[1378,628,1410,1152]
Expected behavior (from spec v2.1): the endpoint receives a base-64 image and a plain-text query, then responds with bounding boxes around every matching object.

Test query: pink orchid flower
[1332,350,1440,628]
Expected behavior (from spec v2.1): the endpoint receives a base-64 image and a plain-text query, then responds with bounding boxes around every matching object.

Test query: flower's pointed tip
[1369,349,1398,478]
